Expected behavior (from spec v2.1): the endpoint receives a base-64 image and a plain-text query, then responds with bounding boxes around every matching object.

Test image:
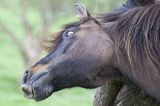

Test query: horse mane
[41,18,93,52]
[114,3,160,67]
[100,0,157,23]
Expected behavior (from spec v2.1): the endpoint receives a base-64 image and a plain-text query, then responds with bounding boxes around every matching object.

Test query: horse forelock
[40,18,92,52]
[114,3,160,68]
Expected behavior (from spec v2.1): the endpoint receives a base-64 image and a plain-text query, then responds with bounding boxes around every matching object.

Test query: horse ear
[74,3,92,20]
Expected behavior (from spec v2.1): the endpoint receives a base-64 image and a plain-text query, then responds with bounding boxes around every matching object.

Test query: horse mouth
[22,72,54,101]
[22,83,54,101]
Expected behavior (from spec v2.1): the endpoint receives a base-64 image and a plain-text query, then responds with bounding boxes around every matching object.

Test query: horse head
[21,4,120,101]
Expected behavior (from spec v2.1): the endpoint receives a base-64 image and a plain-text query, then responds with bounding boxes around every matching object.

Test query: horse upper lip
[24,72,48,88]
[29,72,48,83]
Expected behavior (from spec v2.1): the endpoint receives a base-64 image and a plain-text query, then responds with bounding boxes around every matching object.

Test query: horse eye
[67,31,74,36]
[63,31,74,39]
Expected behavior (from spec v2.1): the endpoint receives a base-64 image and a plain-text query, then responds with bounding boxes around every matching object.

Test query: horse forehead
[79,20,100,29]
[76,21,102,37]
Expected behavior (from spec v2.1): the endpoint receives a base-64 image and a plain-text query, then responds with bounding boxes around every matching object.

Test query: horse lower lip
[23,92,34,99]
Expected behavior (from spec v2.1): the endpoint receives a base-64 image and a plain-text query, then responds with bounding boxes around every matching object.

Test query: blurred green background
[0,0,123,106]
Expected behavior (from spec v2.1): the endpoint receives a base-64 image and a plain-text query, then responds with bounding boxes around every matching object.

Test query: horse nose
[22,84,34,99]
[23,70,32,83]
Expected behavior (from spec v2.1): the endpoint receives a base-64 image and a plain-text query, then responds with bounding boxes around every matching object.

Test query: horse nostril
[23,70,32,83]
[22,84,33,96]
[25,70,29,74]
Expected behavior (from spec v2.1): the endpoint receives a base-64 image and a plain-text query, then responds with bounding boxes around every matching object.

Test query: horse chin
[32,82,54,101]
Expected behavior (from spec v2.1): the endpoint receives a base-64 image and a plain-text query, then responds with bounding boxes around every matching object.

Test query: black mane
[113,3,160,68]
[100,0,156,22]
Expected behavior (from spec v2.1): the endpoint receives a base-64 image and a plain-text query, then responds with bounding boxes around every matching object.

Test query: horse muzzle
[21,71,54,101]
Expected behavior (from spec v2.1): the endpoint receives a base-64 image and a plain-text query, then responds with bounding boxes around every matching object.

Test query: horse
[21,2,160,103]
[100,0,156,22]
